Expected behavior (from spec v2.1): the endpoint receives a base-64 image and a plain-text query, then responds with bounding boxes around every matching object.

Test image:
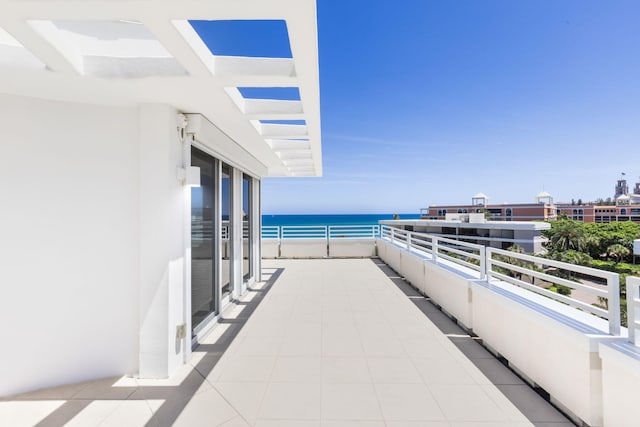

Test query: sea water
[261,213,420,227]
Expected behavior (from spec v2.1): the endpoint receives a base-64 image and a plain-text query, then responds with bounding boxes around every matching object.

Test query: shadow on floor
[9,268,285,427]
[370,258,576,427]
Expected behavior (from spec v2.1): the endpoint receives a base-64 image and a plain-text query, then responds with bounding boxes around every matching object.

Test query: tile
[401,338,452,359]
[255,420,320,427]
[386,422,449,427]
[0,400,66,427]
[99,400,156,427]
[366,358,422,384]
[374,383,445,421]
[450,423,533,427]
[33,400,93,427]
[219,416,251,426]
[495,385,569,423]
[429,384,509,422]
[271,357,322,383]
[192,354,223,379]
[9,381,89,400]
[322,421,385,427]
[412,357,477,385]
[70,376,138,400]
[280,331,322,357]
[234,335,282,356]
[138,369,212,401]
[322,358,372,384]
[471,358,524,385]
[214,382,267,423]
[322,336,365,358]
[321,383,382,421]
[171,387,238,427]
[65,400,124,427]
[259,382,321,420]
[210,356,275,383]
[449,337,495,359]
[360,336,407,358]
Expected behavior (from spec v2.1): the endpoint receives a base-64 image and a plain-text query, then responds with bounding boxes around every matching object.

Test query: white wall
[138,104,187,378]
[0,94,140,396]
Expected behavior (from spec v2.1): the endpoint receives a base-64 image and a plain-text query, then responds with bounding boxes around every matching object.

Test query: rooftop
[0,258,571,426]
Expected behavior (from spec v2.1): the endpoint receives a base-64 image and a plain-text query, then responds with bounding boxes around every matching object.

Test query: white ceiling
[0,0,322,177]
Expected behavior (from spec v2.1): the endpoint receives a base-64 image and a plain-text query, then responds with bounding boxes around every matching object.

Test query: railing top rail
[432,234,484,251]
[281,225,328,229]
[487,247,618,282]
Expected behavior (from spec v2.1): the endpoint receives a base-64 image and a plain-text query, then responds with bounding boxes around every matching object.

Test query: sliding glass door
[220,163,231,301]
[191,148,217,328]
[190,147,260,334]
[243,174,252,281]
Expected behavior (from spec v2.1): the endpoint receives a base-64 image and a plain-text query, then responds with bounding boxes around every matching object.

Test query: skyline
[262,0,640,214]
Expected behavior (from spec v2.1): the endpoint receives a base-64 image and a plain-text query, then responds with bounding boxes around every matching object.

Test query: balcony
[2,225,639,426]
[1,257,574,426]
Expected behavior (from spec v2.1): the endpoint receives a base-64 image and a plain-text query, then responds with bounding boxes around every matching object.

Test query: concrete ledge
[471,281,618,427]
[378,239,402,274]
[599,341,640,427]
[279,239,327,258]
[261,239,279,258]
[425,261,474,330]
[328,238,376,257]
[377,236,625,427]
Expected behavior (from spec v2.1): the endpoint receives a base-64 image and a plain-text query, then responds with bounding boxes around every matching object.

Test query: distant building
[382,213,550,253]
[421,176,640,224]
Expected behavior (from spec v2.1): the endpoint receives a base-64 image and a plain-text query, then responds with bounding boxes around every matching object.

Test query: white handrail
[628,276,640,345]
[261,225,381,240]
[380,224,622,335]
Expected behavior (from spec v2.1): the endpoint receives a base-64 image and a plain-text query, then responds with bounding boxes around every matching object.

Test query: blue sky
[258,1,640,214]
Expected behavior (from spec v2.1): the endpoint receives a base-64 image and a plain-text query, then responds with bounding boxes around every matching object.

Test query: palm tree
[606,244,630,263]
[543,219,586,252]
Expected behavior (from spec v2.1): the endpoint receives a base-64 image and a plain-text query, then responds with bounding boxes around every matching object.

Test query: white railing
[380,224,621,335]
[262,225,380,240]
[328,225,380,239]
[381,225,485,276]
[486,247,620,335]
[281,225,327,239]
[627,276,640,345]
[261,225,280,240]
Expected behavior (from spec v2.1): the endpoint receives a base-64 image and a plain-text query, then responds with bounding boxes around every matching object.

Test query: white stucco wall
[138,104,188,378]
[0,94,140,396]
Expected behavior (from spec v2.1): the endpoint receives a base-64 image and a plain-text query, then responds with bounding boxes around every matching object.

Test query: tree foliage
[543,218,639,263]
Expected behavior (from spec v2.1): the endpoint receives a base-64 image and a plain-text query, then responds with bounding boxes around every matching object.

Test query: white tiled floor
[0,259,545,426]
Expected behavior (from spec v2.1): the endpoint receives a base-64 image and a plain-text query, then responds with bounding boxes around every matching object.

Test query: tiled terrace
[1,258,573,426]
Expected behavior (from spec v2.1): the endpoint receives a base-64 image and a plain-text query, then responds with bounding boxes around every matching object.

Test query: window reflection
[221,163,231,300]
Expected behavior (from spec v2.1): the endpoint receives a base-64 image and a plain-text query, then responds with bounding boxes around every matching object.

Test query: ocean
[261,213,421,227]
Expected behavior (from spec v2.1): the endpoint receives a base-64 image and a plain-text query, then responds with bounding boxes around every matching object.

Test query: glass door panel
[191,147,216,328]
[221,163,231,300]
[242,175,252,281]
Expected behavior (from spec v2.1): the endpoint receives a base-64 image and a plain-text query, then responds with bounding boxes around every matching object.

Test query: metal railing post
[432,237,438,264]
[390,227,395,243]
[479,246,487,281]
[608,274,621,336]
[407,232,412,251]
[325,226,329,257]
[485,247,493,287]
[628,277,640,345]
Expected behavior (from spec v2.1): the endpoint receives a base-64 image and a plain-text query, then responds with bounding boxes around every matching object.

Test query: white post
[486,247,493,288]
[628,277,640,345]
[607,274,621,335]
[432,236,438,263]
[479,246,487,281]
